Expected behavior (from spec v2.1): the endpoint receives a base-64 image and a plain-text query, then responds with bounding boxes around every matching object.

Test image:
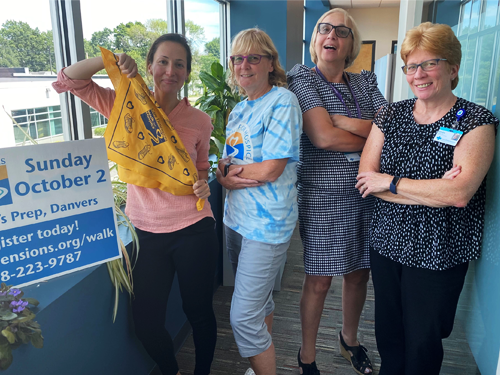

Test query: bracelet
[223,162,233,177]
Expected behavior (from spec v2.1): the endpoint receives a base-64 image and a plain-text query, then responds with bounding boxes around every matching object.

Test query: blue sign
[0,139,121,287]
[0,208,117,285]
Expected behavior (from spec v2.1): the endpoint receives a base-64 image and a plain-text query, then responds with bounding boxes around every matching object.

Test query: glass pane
[36,120,50,138]
[90,111,100,127]
[36,113,49,121]
[49,111,61,119]
[473,33,495,106]
[469,0,482,34]
[13,125,29,143]
[100,114,108,125]
[459,0,473,35]
[185,0,221,102]
[492,32,500,113]
[481,0,499,30]
[80,0,169,138]
[455,36,469,97]
[29,123,37,138]
[0,0,64,146]
[12,116,28,125]
[51,118,63,135]
[461,37,478,100]
[11,109,26,117]
[34,107,48,114]
[49,105,61,112]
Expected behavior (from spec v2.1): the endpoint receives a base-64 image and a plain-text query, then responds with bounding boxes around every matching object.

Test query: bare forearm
[395,178,470,207]
[198,170,209,182]
[63,57,104,80]
[369,191,423,205]
[228,160,286,183]
[332,117,373,138]
[311,127,366,152]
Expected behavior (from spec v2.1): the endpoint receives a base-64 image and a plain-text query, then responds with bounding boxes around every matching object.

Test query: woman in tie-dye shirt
[216,28,302,375]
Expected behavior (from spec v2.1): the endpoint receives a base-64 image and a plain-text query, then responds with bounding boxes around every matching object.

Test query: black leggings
[370,248,468,375]
[132,218,218,375]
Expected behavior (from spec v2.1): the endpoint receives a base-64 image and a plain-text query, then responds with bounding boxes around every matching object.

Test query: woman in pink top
[53,34,218,375]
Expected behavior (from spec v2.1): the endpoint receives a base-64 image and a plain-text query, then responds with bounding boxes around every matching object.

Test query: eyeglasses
[402,58,447,75]
[230,54,269,65]
[317,23,352,38]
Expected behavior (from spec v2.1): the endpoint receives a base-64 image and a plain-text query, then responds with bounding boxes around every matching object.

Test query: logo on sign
[0,165,13,206]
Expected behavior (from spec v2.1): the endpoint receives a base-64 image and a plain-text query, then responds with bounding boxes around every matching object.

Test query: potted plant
[195,62,242,170]
[0,283,43,371]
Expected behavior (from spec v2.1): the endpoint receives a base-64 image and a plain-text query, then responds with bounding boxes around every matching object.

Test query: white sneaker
[244,368,255,375]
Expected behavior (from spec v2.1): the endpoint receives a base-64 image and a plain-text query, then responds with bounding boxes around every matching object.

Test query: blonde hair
[227,28,287,96]
[400,22,461,90]
[309,8,361,68]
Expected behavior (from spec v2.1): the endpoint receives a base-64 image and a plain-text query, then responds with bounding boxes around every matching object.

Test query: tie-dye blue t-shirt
[223,86,302,244]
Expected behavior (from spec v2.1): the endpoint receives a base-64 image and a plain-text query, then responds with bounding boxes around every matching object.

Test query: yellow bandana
[100,47,204,211]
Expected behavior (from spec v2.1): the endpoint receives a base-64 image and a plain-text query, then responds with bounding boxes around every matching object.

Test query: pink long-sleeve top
[53,69,214,233]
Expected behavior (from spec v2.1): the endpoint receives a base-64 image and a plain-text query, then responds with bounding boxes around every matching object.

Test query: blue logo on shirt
[226,132,245,159]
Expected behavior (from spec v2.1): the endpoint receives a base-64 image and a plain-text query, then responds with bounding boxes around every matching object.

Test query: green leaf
[211,62,224,80]
[0,311,17,321]
[12,312,35,323]
[30,333,43,349]
[1,329,15,344]
[22,297,39,306]
[16,330,28,344]
[0,344,13,371]
[215,134,226,145]
[199,71,220,91]
[214,112,224,133]
[209,141,220,157]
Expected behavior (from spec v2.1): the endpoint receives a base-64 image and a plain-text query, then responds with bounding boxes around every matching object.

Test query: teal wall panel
[229,0,288,70]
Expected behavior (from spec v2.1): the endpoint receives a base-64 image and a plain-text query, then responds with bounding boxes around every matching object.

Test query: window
[11,105,63,144]
[0,0,64,148]
[456,0,500,111]
[184,0,221,102]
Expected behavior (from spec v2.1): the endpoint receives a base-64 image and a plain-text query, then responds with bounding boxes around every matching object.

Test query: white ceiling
[329,0,400,8]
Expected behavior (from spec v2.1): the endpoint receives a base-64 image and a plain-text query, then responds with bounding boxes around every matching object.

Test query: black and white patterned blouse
[371,98,499,271]
[287,64,387,191]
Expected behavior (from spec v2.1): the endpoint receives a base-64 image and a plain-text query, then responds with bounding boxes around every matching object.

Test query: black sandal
[297,348,321,375]
[339,331,372,375]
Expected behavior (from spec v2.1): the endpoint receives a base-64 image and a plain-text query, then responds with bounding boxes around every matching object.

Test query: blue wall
[304,0,330,68]
[229,0,288,69]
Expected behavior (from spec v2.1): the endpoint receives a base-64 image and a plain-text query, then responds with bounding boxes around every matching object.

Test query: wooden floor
[176,226,480,375]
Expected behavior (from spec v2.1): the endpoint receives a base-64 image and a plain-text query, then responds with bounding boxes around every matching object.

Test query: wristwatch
[223,162,233,177]
[390,176,401,194]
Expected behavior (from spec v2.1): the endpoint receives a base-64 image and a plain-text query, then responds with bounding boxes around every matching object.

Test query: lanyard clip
[454,108,465,128]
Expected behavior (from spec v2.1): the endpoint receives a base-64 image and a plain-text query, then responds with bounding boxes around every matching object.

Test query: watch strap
[390,176,401,194]
[223,162,233,177]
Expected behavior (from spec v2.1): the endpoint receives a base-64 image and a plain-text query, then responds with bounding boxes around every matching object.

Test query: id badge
[344,152,361,162]
[433,127,463,146]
